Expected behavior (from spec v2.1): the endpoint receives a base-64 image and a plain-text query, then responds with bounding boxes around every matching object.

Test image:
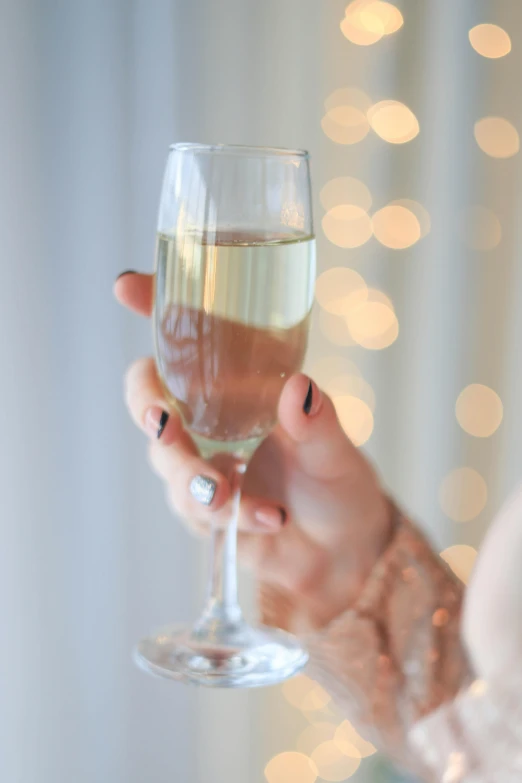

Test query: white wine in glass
[135,144,316,687]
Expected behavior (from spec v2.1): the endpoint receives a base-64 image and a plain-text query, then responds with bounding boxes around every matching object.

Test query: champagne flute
[135,143,316,687]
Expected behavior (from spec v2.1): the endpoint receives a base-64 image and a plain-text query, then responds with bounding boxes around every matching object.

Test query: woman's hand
[115,271,392,631]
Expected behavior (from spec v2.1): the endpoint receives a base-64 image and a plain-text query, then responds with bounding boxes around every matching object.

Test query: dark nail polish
[303,381,313,415]
[115,269,136,281]
[157,411,169,439]
[279,507,288,525]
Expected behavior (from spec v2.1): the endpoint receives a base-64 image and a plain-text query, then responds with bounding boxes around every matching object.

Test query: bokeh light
[456,384,503,437]
[315,267,368,315]
[333,395,374,446]
[265,752,318,783]
[440,545,478,585]
[341,1,403,46]
[461,206,502,251]
[474,117,519,159]
[322,107,370,145]
[322,88,372,145]
[346,289,399,349]
[325,373,376,412]
[368,100,419,143]
[296,722,339,756]
[325,87,372,114]
[469,24,511,59]
[322,205,373,248]
[439,468,488,522]
[372,204,421,248]
[335,720,377,758]
[308,356,362,388]
[389,199,431,238]
[282,675,332,711]
[320,177,373,212]
[341,12,383,46]
[311,741,361,781]
[319,309,356,346]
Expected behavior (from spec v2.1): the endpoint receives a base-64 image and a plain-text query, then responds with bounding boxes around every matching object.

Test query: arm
[262,503,472,777]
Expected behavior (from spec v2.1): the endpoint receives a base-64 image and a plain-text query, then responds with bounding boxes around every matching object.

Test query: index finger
[114,271,154,316]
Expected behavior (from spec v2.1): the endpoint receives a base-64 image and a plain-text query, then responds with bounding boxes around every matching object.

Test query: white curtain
[2,1,521,782]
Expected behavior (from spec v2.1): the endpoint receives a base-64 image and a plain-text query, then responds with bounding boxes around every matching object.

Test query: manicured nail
[115,269,136,281]
[303,379,322,417]
[190,475,217,506]
[145,406,169,439]
[255,506,287,531]
[303,381,313,414]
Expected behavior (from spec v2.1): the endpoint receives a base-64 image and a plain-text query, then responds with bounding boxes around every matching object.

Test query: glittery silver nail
[189,475,217,506]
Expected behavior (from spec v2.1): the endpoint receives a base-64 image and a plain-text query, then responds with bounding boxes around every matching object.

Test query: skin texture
[115,272,522,677]
[115,272,392,630]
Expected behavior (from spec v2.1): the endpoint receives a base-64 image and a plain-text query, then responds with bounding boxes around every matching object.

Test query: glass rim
[168,142,310,159]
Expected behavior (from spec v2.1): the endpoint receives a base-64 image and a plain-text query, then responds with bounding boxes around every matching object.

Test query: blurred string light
[265,752,318,783]
[341,0,403,46]
[372,204,421,248]
[460,205,502,250]
[439,467,488,522]
[318,309,356,346]
[316,270,399,351]
[391,199,431,238]
[333,395,374,446]
[335,721,376,758]
[346,289,399,349]
[309,355,363,387]
[368,100,419,143]
[315,267,368,314]
[326,374,376,412]
[474,116,519,158]
[322,88,371,145]
[311,741,361,781]
[297,723,339,756]
[456,384,503,437]
[282,675,331,711]
[322,205,373,247]
[440,545,478,584]
[320,179,429,250]
[469,23,511,58]
[320,177,373,212]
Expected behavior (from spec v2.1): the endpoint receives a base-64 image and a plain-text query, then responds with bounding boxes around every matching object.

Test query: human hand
[115,271,392,631]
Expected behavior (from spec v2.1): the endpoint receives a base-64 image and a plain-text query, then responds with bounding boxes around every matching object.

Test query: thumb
[277,374,361,480]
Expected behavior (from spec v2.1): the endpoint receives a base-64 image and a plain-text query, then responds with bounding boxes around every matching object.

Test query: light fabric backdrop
[2,1,521,781]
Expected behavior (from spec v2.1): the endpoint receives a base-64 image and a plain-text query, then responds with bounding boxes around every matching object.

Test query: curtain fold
[2,1,521,782]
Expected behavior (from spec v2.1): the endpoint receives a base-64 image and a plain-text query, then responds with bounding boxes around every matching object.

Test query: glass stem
[195,458,247,637]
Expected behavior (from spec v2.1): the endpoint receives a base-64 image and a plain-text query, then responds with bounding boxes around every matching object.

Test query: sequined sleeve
[260,507,472,775]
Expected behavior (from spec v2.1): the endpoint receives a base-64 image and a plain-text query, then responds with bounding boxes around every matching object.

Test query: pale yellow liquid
[154,231,316,457]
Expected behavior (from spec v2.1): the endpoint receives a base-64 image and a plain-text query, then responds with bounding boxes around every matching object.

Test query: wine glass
[135,143,316,688]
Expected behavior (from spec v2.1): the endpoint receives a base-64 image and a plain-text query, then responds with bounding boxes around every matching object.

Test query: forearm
[261,503,472,776]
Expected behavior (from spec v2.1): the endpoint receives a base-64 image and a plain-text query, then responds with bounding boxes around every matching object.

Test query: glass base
[134,622,308,688]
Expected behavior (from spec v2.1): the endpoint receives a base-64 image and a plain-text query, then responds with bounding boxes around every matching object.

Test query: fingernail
[115,269,136,281]
[145,406,169,439]
[255,506,287,531]
[190,475,217,506]
[303,379,322,416]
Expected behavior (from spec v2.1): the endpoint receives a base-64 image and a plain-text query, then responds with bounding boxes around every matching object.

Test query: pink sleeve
[261,505,472,776]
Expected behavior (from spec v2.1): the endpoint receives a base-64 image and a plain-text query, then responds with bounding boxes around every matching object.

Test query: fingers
[277,373,361,480]
[114,271,154,316]
[124,356,288,535]
[149,439,231,516]
[124,357,182,445]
